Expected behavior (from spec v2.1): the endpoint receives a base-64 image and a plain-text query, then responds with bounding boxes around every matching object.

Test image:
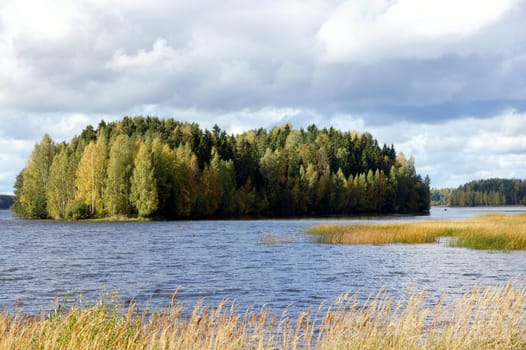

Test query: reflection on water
[0,207,525,315]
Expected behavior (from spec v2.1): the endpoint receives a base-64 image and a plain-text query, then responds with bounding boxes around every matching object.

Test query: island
[12,116,430,220]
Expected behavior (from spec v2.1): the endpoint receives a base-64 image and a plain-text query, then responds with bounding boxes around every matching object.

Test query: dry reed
[307,213,526,250]
[0,281,524,349]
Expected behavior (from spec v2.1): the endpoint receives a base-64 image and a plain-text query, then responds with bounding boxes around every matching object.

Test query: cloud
[1,0,82,41]
[317,0,519,63]
[0,114,109,140]
[2,0,526,116]
[0,138,34,194]
[1,0,526,193]
[0,113,122,194]
[0,108,525,194]
[108,38,181,72]
[365,110,526,188]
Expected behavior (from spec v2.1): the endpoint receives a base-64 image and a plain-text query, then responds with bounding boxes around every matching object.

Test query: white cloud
[0,0,82,42]
[0,113,122,194]
[107,38,184,72]
[38,115,94,141]
[1,0,526,194]
[1,0,525,114]
[317,0,518,62]
[0,108,525,194]
[133,106,303,135]
[363,110,526,187]
[0,138,34,194]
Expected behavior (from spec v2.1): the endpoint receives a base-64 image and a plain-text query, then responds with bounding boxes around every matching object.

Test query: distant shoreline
[0,195,14,210]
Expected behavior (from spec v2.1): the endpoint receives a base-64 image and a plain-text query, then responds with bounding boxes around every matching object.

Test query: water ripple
[0,208,525,317]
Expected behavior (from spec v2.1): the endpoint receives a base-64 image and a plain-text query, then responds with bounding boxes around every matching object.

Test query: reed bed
[0,282,525,349]
[307,213,526,250]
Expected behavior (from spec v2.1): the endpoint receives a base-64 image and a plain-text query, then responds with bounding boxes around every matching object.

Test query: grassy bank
[0,282,524,349]
[307,213,526,250]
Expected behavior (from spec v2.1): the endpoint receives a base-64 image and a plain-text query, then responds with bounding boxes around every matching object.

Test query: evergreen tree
[330,169,348,214]
[172,144,199,217]
[259,148,285,213]
[151,138,174,215]
[198,160,222,217]
[215,156,237,216]
[300,163,319,213]
[449,178,526,207]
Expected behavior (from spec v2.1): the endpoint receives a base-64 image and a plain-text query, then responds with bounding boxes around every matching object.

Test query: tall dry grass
[307,213,526,250]
[0,281,524,349]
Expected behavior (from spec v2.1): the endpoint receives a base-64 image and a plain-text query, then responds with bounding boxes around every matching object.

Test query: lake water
[1,206,525,316]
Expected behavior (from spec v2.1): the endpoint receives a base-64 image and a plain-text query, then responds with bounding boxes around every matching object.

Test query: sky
[1,0,526,194]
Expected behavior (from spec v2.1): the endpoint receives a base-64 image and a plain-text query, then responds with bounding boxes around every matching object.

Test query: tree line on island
[13,116,430,220]
[431,178,526,207]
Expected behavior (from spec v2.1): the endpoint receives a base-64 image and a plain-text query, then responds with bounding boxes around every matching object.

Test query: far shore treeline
[0,195,14,209]
[13,116,430,220]
[432,178,526,207]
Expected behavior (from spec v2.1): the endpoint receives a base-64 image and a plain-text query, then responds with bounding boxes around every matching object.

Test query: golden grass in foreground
[307,213,526,249]
[0,282,525,349]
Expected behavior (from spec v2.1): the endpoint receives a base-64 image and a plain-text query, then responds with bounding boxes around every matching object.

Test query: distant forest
[0,195,13,209]
[13,116,430,220]
[430,188,453,206]
[432,179,526,207]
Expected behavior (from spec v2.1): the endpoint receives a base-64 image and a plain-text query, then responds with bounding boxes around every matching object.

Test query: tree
[14,134,55,218]
[234,133,259,187]
[14,117,433,219]
[131,141,158,218]
[151,138,174,215]
[195,147,237,217]
[354,173,368,212]
[259,148,285,214]
[299,163,318,213]
[236,177,257,216]
[105,134,133,216]
[449,178,526,207]
[198,160,222,217]
[214,155,237,216]
[172,143,200,217]
[75,136,107,217]
[47,146,75,219]
[330,169,348,214]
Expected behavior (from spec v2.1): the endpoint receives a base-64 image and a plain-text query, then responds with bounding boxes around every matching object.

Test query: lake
[1,206,525,316]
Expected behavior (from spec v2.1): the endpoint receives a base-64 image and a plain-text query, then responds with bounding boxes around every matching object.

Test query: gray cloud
[366,110,526,188]
[3,0,524,115]
[1,0,526,193]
